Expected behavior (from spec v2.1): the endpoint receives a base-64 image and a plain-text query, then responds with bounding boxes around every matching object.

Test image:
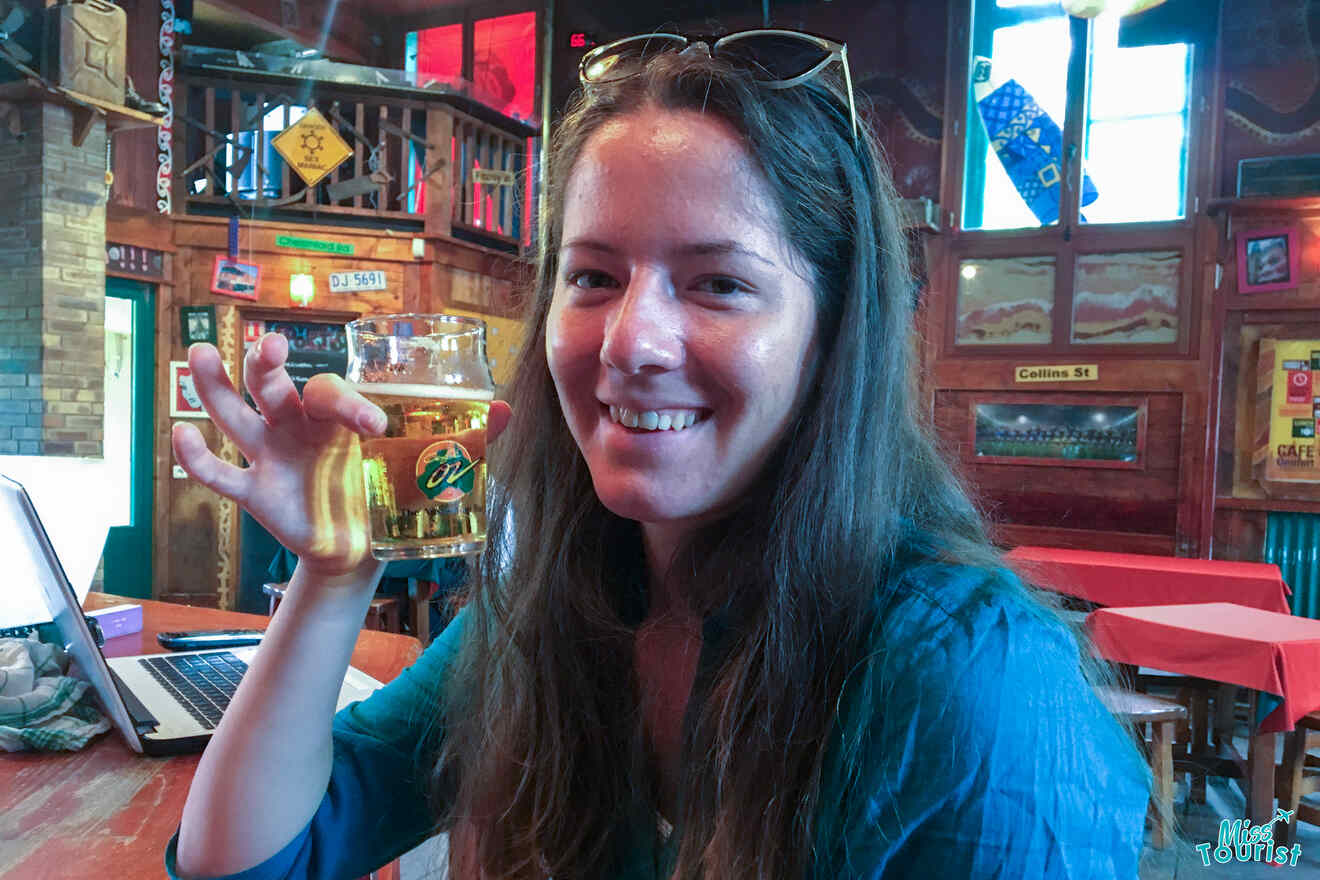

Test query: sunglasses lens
[583,35,688,82]
[717,33,833,82]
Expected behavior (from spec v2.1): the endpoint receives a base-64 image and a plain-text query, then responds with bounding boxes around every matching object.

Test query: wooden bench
[1097,685,1188,848]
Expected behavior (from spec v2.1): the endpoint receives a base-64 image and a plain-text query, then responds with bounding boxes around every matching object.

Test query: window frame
[939,1,1217,359]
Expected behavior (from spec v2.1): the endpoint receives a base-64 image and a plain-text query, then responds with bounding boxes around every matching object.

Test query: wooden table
[1006,545,1292,612]
[1088,602,1320,824]
[0,593,421,880]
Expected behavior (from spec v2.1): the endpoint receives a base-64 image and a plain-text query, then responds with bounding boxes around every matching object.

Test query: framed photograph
[968,397,1147,469]
[210,255,261,300]
[1237,227,1300,294]
[169,361,208,419]
[179,305,217,346]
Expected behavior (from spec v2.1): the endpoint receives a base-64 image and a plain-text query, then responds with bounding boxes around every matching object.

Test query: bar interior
[2,1,1319,878]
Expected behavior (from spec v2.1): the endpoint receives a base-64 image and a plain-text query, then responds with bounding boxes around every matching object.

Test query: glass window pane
[963,2,1072,230]
[473,12,537,123]
[1081,16,1189,224]
[1081,117,1187,224]
[408,24,464,89]
[956,256,1056,345]
[103,296,134,528]
[1071,250,1180,344]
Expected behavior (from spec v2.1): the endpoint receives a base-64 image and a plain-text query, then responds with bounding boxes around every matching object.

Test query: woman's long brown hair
[425,50,1138,879]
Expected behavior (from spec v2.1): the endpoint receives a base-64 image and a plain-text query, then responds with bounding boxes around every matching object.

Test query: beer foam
[350,382,494,401]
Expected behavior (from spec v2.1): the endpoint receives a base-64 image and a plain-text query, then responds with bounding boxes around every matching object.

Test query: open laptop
[1,473,384,755]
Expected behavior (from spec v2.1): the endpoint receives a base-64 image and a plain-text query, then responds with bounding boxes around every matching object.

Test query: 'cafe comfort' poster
[1257,338,1320,483]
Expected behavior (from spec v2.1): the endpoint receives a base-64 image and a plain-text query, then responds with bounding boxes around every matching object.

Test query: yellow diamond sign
[270,108,353,188]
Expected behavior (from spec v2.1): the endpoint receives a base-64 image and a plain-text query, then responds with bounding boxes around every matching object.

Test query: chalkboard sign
[242,319,347,399]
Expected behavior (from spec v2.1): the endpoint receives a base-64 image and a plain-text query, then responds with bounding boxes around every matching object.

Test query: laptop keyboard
[139,652,249,730]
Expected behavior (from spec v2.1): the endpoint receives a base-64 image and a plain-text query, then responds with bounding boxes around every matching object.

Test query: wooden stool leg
[1190,689,1209,804]
[1151,720,1174,849]
[1277,728,1308,848]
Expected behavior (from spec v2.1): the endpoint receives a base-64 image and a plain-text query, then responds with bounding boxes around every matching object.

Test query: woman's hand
[171,333,511,578]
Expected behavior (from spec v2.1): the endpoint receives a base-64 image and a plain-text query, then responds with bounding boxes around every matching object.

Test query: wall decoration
[955,256,1055,345]
[1071,250,1180,344]
[1255,338,1320,483]
[1237,227,1300,294]
[169,361,208,418]
[327,269,387,293]
[180,305,217,346]
[156,0,174,214]
[106,242,164,278]
[242,320,347,397]
[971,399,1145,467]
[210,255,260,299]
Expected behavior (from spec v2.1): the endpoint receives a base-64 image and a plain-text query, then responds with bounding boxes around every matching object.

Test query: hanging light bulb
[1061,0,1168,18]
[290,274,315,307]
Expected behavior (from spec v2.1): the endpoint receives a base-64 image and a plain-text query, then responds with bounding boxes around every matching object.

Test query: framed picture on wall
[1237,226,1300,294]
[968,397,1147,469]
[169,361,208,419]
[210,255,261,300]
[179,305,217,346]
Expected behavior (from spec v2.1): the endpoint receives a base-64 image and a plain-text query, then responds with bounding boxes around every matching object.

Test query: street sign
[271,108,354,188]
[472,168,516,187]
[328,269,388,293]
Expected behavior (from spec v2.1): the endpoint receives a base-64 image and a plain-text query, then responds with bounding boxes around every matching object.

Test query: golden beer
[354,383,493,559]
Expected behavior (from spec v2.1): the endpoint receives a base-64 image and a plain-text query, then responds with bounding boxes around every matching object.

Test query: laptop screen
[0,475,141,751]
[0,457,113,627]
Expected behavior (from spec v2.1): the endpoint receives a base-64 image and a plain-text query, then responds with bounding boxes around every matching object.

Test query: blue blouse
[166,561,1150,879]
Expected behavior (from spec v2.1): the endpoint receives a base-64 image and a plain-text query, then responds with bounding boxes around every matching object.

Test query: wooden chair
[262,582,403,634]
[1276,711,1320,847]
[1097,685,1188,848]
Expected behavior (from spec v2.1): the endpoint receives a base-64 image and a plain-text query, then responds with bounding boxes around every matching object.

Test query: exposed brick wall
[0,102,107,456]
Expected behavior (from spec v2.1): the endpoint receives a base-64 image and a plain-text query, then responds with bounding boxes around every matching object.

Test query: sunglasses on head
[578,29,858,141]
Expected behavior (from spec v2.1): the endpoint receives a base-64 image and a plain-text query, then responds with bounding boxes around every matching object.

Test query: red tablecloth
[1087,602,1320,733]
[1005,546,1291,613]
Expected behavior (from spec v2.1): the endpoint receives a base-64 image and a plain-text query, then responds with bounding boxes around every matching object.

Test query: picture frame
[1237,226,1300,294]
[169,361,209,419]
[210,255,261,300]
[179,305,217,346]
[967,396,1147,470]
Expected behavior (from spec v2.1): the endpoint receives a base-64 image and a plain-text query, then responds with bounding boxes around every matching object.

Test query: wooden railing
[175,72,537,252]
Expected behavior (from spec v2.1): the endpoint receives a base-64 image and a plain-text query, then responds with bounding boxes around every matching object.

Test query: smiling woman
[167,28,1152,880]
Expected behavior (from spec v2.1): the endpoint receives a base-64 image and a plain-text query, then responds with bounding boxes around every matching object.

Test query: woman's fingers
[302,373,386,435]
[171,422,250,503]
[244,333,304,428]
[187,343,265,459]
[488,400,512,444]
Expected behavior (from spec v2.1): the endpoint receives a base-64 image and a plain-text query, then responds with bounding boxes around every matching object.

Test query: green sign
[275,234,354,255]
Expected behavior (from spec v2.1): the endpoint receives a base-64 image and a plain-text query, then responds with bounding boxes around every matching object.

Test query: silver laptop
[1,473,383,756]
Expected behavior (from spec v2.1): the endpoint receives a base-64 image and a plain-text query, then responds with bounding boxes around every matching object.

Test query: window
[946,0,1206,354]
[407,12,537,123]
[225,104,308,200]
[963,0,1192,231]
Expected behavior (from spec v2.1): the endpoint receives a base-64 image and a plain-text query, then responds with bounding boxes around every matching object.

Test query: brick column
[0,102,108,456]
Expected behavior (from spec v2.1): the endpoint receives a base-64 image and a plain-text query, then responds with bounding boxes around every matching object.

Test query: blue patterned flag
[975,77,1099,225]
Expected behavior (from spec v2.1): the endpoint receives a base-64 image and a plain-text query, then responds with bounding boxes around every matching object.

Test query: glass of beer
[346,314,495,559]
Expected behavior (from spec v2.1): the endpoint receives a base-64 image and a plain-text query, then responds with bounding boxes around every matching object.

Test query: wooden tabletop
[0,592,421,880]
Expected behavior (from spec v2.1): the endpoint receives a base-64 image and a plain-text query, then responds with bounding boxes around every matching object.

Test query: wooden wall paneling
[937,390,1184,544]
[933,358,1206,392]
[404,261,425,313]
[992,523,1176,556]
[1212,507,1268,563]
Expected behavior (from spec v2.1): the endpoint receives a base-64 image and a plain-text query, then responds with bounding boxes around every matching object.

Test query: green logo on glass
[415,440,475,502]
